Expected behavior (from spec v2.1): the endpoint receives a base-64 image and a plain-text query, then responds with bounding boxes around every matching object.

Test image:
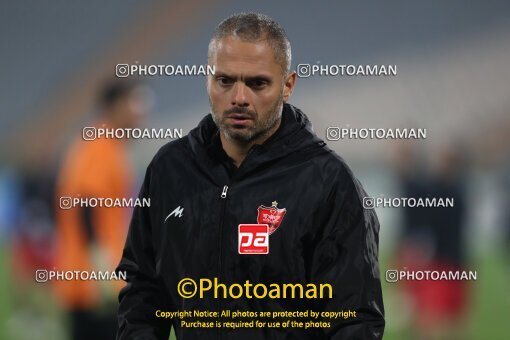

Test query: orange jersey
[54,125,133,309]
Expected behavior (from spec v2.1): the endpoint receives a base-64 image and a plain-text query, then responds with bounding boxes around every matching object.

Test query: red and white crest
[257,201,286,235]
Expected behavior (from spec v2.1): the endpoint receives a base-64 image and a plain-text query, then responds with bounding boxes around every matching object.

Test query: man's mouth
[226,113,253,126]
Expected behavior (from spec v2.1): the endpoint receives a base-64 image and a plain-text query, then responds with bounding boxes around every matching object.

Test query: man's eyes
[216,77,269,90]
[246,79,269,89]
[217,77,235,86]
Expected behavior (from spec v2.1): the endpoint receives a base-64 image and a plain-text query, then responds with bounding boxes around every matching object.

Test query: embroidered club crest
[257,201,286,235]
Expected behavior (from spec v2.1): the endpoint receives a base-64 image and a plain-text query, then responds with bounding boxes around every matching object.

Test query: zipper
[217,184,229,340]
[221,185,228,198]
[215,149,257,339]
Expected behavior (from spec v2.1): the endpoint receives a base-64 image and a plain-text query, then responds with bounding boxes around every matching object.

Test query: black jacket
[117,103,385,339]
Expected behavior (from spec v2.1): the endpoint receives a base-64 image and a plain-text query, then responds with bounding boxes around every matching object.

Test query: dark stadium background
[1,1,509,339]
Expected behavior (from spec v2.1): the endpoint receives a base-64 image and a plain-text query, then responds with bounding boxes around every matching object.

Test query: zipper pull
[221,185,228,198]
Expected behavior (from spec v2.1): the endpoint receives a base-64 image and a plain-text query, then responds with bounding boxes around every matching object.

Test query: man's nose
[231,82,249,107]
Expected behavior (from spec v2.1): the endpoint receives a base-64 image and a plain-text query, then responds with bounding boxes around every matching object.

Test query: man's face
[207,36,295,143]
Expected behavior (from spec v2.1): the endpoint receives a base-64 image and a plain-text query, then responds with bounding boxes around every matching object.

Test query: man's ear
[282,71,297,102]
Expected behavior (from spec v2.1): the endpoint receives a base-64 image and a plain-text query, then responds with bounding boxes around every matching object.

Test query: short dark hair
[208,12,292,74]
[98,79,140,110]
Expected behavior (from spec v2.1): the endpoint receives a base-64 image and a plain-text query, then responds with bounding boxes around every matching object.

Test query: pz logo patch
[238,224,269,254]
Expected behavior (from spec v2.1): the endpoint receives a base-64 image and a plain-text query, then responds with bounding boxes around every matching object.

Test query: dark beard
[210,93,283,143]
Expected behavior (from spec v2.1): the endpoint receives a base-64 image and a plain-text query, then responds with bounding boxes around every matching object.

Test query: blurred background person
[52,80,150,340]
[393,141,469,340]
[4,162,59,339]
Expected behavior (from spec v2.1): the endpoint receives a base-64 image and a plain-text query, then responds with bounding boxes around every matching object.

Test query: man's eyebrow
[244,75,272,83]
[213,71,234,78]
[214,72,272,82]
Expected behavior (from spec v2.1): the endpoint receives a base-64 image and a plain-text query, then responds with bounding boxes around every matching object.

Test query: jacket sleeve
[116,165,171,340]
[308,168,385,339]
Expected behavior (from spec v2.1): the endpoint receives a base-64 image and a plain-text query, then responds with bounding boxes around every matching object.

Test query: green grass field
[381,250,509,340]
[0,247,507,339]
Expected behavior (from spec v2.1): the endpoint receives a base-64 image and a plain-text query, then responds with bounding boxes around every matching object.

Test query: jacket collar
[188,103,324,182]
